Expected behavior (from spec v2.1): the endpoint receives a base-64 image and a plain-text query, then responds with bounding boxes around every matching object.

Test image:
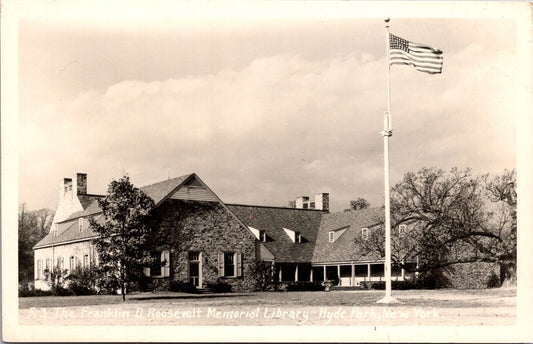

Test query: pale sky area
[18,15,517,213]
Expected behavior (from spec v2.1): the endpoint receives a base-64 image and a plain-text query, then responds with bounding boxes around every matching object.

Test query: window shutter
[236,252,242,277]
[162,251,170,277]
[218,252,224,277]
[143,251,150,277]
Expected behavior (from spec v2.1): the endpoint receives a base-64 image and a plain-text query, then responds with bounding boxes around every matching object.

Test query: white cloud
[19,47,516,212]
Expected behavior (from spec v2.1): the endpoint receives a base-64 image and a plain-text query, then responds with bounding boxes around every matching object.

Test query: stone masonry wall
[444,262,501,289]
[153,199,258,292]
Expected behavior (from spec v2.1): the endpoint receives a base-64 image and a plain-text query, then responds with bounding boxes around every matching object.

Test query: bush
[206,280,232,293]
[169,280,198,293]
[248,262,275,291]
[362,276,441,290]
[285,281,325,292]
[18,284,55,297]
[66,265,100,295]
[43,266,71,295]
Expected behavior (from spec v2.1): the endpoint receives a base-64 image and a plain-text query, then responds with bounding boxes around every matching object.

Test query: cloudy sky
[18,9,518,213]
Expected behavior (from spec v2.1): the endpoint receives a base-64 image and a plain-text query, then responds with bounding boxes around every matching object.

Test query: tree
[484,169,516,285]
[348,198,371,211]
[18,205,53,283]
[358,167,516,286]
[89,175,156,301]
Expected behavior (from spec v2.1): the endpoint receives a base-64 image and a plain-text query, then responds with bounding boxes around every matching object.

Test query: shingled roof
[312,207,384,264]
[77,194,104,210]
[34,174,194,248]
[227,204,324,263]
[33,215,104,248]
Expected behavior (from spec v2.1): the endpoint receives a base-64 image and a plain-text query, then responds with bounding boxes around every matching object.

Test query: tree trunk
[499,262,516,287]
[121,265,126,301]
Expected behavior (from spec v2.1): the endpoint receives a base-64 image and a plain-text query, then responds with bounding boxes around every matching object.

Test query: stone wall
[153,199,258,292]
[444,262,501,289]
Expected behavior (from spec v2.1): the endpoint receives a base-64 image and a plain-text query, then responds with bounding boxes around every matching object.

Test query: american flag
[389,33,443,74]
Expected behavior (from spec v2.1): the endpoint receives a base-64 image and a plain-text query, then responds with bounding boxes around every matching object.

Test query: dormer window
[53,223,58,237]
[78,218,84,232]
[362,228,369,240]
[329,231,334,242]
[283,227,302,243]
[259,231,266,242]
[399,224,407,237]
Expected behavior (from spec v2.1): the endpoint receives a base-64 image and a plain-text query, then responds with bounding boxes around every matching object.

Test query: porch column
[323,266,326,281]
[279,265,283,282]
[351,263,355,286]
[295,264,299,282]
[367,263,371,282]
[310,267,314,282]
[401,260,405,280]
[337,265,341,285]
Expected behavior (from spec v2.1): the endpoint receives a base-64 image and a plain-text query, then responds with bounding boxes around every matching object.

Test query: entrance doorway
[188,252,202,287]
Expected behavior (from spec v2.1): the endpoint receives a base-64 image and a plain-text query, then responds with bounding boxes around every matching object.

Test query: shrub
[248,262,275,291]
[206,280,232,293]
[169,280,198,293]
[285,281,325,292]
[65,264,100,295]
[43,266,71,295]
[18,284,55,297]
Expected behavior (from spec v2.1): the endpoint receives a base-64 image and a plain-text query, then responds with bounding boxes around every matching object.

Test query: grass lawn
[19,288,516,326]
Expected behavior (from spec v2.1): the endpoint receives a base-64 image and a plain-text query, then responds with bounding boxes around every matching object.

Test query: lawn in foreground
[19,288,516,326]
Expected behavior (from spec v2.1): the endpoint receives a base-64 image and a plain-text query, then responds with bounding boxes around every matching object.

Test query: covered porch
[311,262,405,287]
[272,261,405,285]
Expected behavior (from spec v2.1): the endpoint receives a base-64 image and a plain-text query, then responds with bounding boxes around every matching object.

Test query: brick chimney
[295,196,309,209]
[75,173,87,195]
[314,193,329,211]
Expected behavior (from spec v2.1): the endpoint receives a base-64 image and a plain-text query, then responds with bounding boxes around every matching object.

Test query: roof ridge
[226,203,328,212]
[139,173,193,189]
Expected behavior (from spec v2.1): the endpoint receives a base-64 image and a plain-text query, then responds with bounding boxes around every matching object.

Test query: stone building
[33,173,397,292]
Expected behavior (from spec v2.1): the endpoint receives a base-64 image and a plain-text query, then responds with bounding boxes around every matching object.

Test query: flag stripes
[389,33,443,74]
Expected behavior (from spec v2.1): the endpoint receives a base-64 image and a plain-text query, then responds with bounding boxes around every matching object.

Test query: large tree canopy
[359,167,516,285]
[348,197,371,211]
[18,205,53,283]
[90,175,156,301]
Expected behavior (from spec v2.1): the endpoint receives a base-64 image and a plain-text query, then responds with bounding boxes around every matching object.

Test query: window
[295,232,302,243]
[36,260,42,279]
[83,254,89,268]
[150,251,162,276]
[45,258,50,272]
[53,223,58,237]
[57,257,64,270]
[79,218,84,232]
[259,231,266,242]
[362,228,369,240]
[224,252,235,277]
[69,256,75,272]
[399,224,407,237]
[329,231,335,242]
[148,251,170,277]
[218,251,242,278]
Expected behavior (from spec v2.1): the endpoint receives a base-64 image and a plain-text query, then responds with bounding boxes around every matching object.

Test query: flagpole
[377,18,399,304]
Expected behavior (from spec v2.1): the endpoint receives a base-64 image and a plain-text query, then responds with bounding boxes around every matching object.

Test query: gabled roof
[312,207,384,263]
[140,174,193,205]
[34,174,194,248]
[228,204,324,263]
